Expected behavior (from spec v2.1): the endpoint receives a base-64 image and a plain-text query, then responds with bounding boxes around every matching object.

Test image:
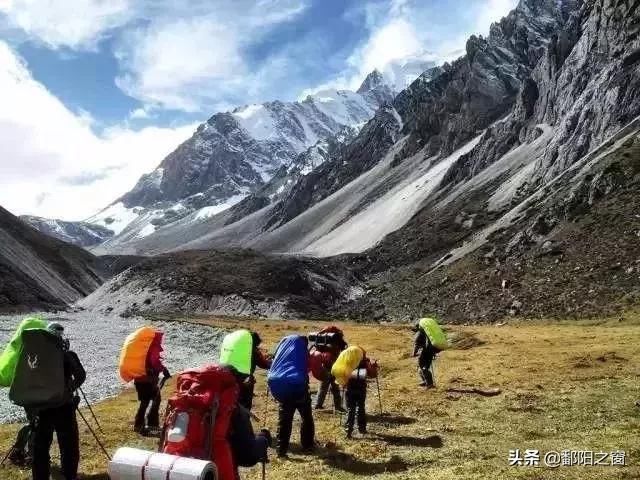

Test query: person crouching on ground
[345,355,378,439]
[134,330,171,434]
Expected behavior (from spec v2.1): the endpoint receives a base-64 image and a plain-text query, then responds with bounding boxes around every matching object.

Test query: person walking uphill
[5,320,86,480]
[268,335,315,458]
[118,326,171,435]
[413,317,448,388]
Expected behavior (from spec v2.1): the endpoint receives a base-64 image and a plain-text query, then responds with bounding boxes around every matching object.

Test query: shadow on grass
[375,433,443,448]
[322,451,408,475]
[368,413,417,426]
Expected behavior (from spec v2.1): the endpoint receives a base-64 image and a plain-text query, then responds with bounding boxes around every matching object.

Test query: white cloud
[0,41,196,220]
[0,0,133,50]
[114,0,308,112]
[115,17,247,112]
[474,0,519,36]
[305,0,520,95]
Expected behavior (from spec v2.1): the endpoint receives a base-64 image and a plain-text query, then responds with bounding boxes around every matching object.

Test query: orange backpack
[119,326,157,382]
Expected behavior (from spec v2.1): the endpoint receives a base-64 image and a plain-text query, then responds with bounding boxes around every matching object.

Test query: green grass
[1,315,639,479]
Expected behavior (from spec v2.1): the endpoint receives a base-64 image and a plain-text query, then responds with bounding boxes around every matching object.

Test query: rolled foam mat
[108,448,153,480]
[169,456,217,480]
[108,447,216,480]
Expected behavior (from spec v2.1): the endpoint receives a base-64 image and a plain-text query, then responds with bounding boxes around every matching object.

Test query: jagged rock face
[120,79,395,211]
[266,105,403,228]
[263,0,569,233]
[398,0,569,160]
[96,73,396,244]
[440,0,640,196]
[20,215,114,248]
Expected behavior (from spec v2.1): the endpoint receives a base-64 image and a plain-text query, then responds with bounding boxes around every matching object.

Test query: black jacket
[63,350,86,401]
[414,329,438,358]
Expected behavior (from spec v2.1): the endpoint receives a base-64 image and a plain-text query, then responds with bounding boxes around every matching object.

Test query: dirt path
[1,315,639,480]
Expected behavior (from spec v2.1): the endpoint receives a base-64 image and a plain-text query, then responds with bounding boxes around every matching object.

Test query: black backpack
[9,329,67,411]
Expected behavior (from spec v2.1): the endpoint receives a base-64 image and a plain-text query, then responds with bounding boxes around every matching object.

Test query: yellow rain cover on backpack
[331,346,364,386]
[419,317,448,350]
[119,326,157,382]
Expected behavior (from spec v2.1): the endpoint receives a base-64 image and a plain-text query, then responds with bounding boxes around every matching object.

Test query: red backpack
[308,349,332,382]
[160,364,238,480]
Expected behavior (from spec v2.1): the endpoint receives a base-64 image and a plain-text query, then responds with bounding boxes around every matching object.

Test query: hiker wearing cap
[134,330,171,434]
[30,322,86,480]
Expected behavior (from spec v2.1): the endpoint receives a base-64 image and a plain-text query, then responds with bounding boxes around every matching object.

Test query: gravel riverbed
[0,313,225,423]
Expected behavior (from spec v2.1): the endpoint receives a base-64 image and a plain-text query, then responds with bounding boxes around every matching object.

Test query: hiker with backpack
[308,326,347,412]
[119,326,171,435]
[134,330,171,434]
[413,317,448,388]
[220,330,272,411]
[343,354,378,439]
[267,335,315,458]
[5,321,87,480]
[159,363,272,480]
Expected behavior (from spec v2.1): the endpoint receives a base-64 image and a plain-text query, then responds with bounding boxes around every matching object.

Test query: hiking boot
[301,444,316,454]
[425,384,436,390]
[418,381,427,387]
[335,406,346,413]
[358,428,367,435]
[346,431,353,439]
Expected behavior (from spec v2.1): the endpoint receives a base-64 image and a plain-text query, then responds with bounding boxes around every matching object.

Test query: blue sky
[0,0,517,219]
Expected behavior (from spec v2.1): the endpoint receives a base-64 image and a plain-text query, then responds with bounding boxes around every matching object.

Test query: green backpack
[0,317,47,388]
[9,329,67,411]
[219,330,253,375]
[419,317,448,350]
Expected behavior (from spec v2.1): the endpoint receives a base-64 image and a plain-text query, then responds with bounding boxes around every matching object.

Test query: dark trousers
[314,378,342,409]
[134,380,161,430]
[238,376,256,411]
[418,349,435,386]
[32,403,79,480]
[276,393,315,456]
[345,385,367,435]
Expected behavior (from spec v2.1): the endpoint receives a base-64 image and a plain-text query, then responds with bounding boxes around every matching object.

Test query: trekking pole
[375,376,383,415]
[262,460,266,480]
[78,387,104,434]
[0,446,15,467]
[262,387,269,429]
[76,406,111,461]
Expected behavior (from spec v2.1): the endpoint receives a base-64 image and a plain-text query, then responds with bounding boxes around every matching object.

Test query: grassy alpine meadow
[1,314,640,480]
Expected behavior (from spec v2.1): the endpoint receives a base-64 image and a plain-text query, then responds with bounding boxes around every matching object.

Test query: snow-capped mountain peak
[91,67,429,250]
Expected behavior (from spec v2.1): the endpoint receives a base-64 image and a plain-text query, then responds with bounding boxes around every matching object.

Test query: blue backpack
[267,335,308,403]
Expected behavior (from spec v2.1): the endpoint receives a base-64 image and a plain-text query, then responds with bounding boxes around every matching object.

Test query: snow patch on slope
[233,104,277,141]
[195,194,248,220]
[87,202,140,235]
